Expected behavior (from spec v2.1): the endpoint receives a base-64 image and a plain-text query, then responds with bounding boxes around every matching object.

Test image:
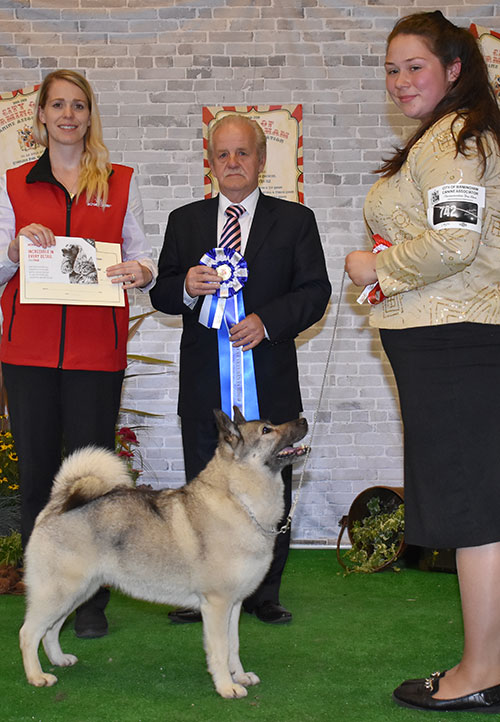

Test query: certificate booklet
[19,235,125,307]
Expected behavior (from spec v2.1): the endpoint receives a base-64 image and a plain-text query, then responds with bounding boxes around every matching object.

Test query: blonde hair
[207,114,267,162]
[33,70,111,206]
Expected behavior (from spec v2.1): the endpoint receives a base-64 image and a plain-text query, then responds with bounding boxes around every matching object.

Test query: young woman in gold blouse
[346,11,500,714]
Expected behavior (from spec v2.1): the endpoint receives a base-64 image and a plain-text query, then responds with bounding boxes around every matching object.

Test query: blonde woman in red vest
[0,70,156,637]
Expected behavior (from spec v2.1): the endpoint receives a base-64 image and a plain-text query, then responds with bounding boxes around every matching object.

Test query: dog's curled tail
[44,446,134,516]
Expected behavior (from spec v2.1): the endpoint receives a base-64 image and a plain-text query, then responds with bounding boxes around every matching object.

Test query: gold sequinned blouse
[365,114,500,329]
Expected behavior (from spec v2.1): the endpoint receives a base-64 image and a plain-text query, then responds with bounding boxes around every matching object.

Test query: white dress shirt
[183,186,260,308]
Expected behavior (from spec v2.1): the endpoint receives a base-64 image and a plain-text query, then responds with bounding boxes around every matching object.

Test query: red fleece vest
[1,161,133,371]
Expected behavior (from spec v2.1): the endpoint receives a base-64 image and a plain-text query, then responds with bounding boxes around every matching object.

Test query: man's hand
[229,313,265,351]
[185,265,221,297]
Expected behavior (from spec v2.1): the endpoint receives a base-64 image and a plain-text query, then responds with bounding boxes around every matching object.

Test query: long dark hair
[378,11,500,178]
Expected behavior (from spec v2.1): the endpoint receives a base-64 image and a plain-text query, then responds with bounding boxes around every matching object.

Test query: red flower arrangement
[115,426,143,482]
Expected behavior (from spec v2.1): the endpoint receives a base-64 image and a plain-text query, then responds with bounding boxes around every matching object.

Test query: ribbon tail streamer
[218,293,260,421]
[199,295,226,329]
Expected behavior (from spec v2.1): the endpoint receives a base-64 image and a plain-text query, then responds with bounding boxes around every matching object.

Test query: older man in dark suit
[150,114,330,624]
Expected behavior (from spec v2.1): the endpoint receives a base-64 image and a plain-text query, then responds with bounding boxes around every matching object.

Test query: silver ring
[131,273,136,282]
[33,234,39,241]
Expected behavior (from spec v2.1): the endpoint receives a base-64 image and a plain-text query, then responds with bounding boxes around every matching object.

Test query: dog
[20,408,308,699]
[61,243,98,284]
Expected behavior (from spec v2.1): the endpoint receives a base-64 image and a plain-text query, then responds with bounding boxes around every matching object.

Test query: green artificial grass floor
[0,549,488,722]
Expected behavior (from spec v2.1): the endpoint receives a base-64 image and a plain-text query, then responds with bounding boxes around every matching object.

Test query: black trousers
[181,414,292,608]
[2,364,124,547]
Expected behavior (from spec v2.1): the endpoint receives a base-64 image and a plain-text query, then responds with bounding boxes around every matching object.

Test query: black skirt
[380,323,500,549]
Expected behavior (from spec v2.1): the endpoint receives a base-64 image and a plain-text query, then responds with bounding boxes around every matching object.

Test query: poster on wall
[0,85,43,416]
[470,24,500,101]
[202,104,304,204]
[0,85,43,177]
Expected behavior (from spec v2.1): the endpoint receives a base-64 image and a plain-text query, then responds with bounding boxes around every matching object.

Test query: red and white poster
[0,85,43,176]
[202,104,304,204]
[470,24,500,101]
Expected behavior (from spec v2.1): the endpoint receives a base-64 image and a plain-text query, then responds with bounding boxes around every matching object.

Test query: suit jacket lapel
[196,196,219,256]
[244,191,277,266]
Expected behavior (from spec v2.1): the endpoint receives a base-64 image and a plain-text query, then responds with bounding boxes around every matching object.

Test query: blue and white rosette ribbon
[198,247,260,421]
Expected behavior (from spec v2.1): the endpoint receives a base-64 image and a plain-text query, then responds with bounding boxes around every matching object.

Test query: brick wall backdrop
[1,0,498,545]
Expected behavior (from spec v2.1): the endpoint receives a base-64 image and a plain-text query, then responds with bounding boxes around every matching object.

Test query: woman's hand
[345,250,378,286]
[106,260,152,289]
[9,224,56,264]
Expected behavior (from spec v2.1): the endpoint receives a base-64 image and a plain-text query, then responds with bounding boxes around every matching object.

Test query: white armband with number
[427,184,485,233]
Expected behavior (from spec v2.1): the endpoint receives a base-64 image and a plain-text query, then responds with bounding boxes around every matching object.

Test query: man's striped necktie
[219,204,245,253]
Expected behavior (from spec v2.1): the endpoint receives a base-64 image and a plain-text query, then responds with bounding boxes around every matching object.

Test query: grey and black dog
[20,408,308,699]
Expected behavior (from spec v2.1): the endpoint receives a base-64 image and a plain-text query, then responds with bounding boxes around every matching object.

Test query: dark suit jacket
[150,191,331,423]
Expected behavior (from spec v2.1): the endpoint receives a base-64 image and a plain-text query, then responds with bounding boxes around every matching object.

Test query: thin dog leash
[277,270,347,535]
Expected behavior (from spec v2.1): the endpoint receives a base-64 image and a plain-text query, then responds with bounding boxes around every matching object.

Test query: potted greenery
[336,486,405,574]
[0,419,20,538]
[0,420,23,592]
[0,531,24,593]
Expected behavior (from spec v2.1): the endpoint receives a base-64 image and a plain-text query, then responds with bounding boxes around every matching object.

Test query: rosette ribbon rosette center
[198,247,259,421]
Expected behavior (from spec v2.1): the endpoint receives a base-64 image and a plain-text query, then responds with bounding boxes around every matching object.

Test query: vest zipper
[112,308,118,349]
[8,289,18,341]
[57,192,74,368]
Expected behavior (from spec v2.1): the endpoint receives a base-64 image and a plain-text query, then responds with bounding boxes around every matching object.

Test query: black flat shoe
[249,601,292,625]
[167,608,202,624]
[393,671,500,713]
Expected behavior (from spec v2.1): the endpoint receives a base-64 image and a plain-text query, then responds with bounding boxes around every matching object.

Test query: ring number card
[427,184,485,233]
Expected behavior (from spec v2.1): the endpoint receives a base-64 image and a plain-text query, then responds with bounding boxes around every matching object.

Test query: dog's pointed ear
[233,406,246,426]
[213,409,242,447]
